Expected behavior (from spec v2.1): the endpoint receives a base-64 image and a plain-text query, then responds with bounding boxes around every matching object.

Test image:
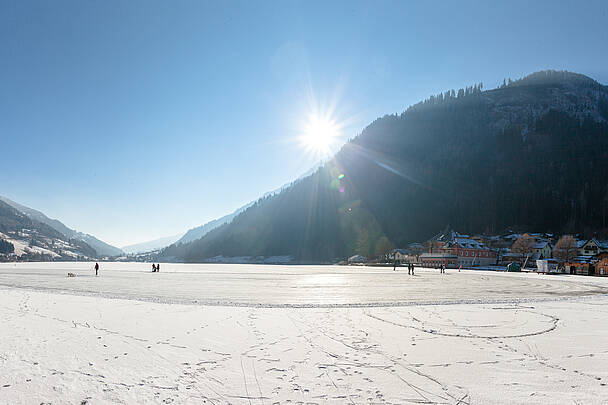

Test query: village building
[392,248,409,263]
[424,227,497,267]
[596,258,608,276]
[531,240,553,259]
[578,239,608,256]
[420,252,458,268]
[347,255,367,264]
[564,256,596,276]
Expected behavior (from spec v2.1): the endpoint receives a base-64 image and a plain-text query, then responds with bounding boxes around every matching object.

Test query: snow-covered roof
[568,256,597,264]
[533,241,550,249]
[421,253,457,258]
[579,239,608,249]
[452,238,488,250]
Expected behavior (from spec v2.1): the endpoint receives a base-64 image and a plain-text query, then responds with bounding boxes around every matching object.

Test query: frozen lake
[2,262,608,403]
[1,262,608,307]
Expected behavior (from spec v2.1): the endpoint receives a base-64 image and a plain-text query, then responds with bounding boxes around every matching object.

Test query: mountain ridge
[159,70,608,263]
[0,199,97,260]
[0,195,122,257]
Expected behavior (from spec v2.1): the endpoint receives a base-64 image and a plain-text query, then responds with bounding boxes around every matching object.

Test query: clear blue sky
[1,0,607,247]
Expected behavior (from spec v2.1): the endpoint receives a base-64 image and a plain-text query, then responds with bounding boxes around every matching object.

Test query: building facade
[426,228,497,267]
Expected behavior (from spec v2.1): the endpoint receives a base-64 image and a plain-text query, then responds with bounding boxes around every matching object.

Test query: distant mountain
[0,199,97,260]
[160,70,608,263]
[122,234,184,254]
[178,204,253,245]
[0,195,122,257]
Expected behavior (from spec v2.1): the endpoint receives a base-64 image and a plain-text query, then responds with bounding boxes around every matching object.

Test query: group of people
[91,262,163,276]
[392,261,416,274]
[392,262,448,274]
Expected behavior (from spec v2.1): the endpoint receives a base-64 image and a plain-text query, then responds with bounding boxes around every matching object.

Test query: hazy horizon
[2,0,607,247]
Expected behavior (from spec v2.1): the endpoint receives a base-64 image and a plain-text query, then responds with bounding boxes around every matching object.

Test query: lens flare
[299,114,340,156]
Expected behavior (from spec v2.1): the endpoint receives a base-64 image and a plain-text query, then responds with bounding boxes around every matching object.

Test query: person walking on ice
[94,262,99,276]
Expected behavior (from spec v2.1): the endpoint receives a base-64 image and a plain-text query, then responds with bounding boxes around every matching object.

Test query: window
[465,252,468,256]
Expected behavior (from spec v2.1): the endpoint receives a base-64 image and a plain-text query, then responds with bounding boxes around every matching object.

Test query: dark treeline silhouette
[0,239,14,254]
[160,70,608,263]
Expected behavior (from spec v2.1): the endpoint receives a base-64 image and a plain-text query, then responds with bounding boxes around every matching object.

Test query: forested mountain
[160,70,608,263]
[0,195,122,257]
[175,164,321,245]
[0,200,97,260]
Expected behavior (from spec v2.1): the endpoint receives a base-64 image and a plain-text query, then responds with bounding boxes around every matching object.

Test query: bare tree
[511,235,535,264]
[375,236,395,261]
[409,244,424,264]
[553,235,578,262]
[482,236,502,265]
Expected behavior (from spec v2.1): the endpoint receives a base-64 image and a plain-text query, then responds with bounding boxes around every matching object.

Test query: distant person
[94,262,99,276]
[152,263,156,272]
[408,263,411,275]
[440,264,445,274]
[157,263,160,272]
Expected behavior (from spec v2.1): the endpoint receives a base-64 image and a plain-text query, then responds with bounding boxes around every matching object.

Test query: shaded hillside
[161,70,608,263]
[176,164,321,246]
[178,203,253,245]
[0,195,122,257]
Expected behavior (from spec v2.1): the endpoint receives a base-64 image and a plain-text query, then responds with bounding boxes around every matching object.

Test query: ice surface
[1,263,608,403]
[1,262,607,307]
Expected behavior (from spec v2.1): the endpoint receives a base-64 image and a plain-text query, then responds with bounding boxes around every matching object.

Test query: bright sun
[300,115,340,155]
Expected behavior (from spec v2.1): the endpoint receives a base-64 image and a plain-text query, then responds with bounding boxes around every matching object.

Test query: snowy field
[1,263,608,404]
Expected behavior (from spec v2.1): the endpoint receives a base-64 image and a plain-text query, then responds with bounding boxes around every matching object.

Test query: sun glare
[300,115,340,155]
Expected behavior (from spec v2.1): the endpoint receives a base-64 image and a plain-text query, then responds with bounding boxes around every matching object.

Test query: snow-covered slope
[0,195,122,257]
[0,200,97,261]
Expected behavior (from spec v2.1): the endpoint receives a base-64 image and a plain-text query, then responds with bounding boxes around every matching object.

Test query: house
[595,258,608,276]
[499,252,522,265]
[531,240,553,259]
[578,239,608,256]
[564,256,595,276]
[392,249,409,263]
[348,255,367,264]
[426,227,497,267]
[420,252,458,268]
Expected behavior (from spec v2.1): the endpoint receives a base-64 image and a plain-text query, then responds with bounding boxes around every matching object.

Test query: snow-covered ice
[1,262,608,404]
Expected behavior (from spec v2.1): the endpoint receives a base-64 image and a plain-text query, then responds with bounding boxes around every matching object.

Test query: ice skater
[408,263,411,275]
[152,263,156,272]
[157,263,160,272]
[94,262,99,276]
[440,264,445,274]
